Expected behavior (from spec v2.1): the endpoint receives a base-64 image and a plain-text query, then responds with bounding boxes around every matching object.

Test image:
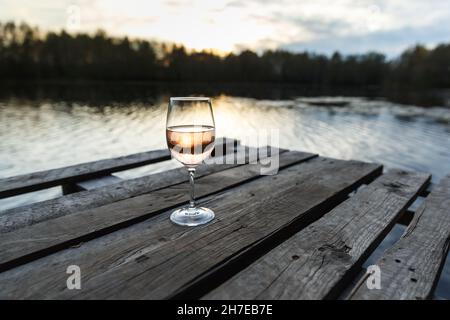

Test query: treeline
[1,22,449,88]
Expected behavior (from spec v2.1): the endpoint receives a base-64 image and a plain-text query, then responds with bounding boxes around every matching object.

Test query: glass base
[170,206,215,226]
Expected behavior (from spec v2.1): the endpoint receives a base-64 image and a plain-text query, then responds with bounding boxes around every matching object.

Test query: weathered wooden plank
[348,175,450,300]
[0,165,222,233]
[0,138,238,199]
[0,149,169,199]
[0,143,248,234]
[0,157,381,299]
[204,170,430,300]
[0,150,313,272]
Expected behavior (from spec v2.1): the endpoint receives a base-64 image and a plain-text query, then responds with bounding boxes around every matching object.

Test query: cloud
[0,0,72,30]
[0,0,449,56]
[281,13,450,57]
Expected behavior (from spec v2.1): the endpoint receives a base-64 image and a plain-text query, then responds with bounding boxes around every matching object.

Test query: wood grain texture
[0,149,170,199]
[348,175,450,300]
[0,138,238,199]
[0,142,247,234]
[0,157,381,299]
[0,150,313,272]
[204,170,430,300]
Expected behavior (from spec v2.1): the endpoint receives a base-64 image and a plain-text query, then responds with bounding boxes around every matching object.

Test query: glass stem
[188,167,196,208]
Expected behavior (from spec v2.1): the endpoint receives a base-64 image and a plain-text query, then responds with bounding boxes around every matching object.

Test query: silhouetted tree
[0,22,449,89]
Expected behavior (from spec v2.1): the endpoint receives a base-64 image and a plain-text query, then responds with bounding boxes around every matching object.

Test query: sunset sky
[1,0,450,57]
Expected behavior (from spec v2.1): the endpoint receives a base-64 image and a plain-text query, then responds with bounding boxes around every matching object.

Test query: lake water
[0,83,449,298]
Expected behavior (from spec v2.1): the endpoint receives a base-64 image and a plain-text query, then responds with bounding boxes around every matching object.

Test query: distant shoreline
[0,79,448,108]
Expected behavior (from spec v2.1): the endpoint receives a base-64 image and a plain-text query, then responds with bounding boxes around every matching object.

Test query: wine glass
[166,97,216,226]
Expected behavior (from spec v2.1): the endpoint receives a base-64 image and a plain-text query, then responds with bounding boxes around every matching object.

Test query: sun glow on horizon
[1,0,450,56]
[101,0,299,53]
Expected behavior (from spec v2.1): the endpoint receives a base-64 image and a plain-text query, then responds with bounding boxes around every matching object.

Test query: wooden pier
[0,138,449,300]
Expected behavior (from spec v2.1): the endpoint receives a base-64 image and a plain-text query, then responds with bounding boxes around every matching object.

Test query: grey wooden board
[204,170,430,300]
[0,138,238,199]
[0,150,311,272]
[348,175,450,300]
[0,144,250,235]
[0,157,381,299]
[0,149,169,199]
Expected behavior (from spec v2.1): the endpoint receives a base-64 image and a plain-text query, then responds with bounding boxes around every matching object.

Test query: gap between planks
[203,169,430,300]
[0,157,381,299]
[348,174,450,300]
[0,143,256,234]
[0,150,314,273]
[0,138,238,199]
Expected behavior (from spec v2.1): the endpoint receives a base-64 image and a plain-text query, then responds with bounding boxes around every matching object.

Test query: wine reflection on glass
[166,97,216,226]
